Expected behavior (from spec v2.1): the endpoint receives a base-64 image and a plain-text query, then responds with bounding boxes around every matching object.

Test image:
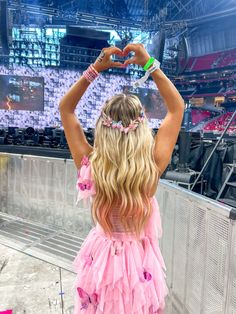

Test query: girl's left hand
[93,46,125,73]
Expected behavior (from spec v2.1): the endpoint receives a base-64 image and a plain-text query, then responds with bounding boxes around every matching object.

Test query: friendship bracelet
[90,64,99,75]
[83,64,100,83]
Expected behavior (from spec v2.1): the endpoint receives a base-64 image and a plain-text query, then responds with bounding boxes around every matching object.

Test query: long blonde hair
[89,93,160,240]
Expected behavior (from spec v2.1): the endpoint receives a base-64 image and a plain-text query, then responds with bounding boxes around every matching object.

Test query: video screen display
[123,86,167,120]
[0,75,44,111]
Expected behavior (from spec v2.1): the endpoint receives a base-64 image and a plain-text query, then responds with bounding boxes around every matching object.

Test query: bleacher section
[203,112,236,134]
[191,108,213,125]
[185,48,236,72]
[176,74,236,98]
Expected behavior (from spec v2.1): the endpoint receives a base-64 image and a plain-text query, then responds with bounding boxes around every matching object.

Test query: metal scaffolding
[9,0,236,32]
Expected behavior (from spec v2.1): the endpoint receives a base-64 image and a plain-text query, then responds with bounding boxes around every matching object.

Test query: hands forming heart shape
[93,43,151,73]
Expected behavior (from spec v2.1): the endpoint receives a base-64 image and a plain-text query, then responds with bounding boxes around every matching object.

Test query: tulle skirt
[72,223,169,314]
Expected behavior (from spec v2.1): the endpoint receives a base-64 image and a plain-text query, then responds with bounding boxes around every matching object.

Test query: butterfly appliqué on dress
[83,253,93,266]
[139,268,152,282]
[77,156,92,191]
[75,155,96,205]
[77,287,99,310]
[77,179,93,191]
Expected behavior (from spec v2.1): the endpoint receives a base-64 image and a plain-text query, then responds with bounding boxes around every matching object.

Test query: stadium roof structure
[9,0,236,33]
[7,0,236,59]
[9,0,235,31]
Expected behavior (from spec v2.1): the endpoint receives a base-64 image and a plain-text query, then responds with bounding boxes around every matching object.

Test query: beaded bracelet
[83,64,99,83]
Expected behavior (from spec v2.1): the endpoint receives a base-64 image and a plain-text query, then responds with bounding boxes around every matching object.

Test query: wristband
[132,59,160,88]
[143,57,155,71]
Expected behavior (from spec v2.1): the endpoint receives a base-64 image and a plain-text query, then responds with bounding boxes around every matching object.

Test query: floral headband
[101,110,145,134]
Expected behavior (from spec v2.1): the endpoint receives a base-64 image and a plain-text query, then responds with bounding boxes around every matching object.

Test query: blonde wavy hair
[89,93,160,240]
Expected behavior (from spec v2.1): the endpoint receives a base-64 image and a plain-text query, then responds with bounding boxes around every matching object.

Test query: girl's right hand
[123,43,151,68]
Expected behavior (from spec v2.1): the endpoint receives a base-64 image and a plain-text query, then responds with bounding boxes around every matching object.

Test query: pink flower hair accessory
[101,110,145,134]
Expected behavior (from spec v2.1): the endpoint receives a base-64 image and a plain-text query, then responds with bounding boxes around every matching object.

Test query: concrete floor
[0,243,75,314]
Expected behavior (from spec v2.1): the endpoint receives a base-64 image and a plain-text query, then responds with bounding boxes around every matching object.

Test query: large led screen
[0,75,44,111]
[123,86,167,120]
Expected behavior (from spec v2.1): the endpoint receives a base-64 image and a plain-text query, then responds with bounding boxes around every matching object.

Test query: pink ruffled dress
[72,155,169,314]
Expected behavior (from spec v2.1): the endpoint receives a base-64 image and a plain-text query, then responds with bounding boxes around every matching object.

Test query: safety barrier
[0,153,235,313]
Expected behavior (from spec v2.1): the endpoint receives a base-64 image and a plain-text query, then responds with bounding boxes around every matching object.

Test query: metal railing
[0,152,235,313]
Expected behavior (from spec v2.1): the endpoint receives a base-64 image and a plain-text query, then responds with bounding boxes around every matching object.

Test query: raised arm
[59,47,123,169]
[59,76,93,169]
[150,70,185,176]
[124,43,185,177]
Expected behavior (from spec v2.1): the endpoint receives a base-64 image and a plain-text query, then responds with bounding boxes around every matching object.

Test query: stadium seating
[191,109,212,125]
[185,48,236,72]
[203,112,236,134]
